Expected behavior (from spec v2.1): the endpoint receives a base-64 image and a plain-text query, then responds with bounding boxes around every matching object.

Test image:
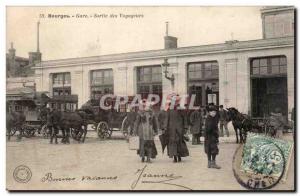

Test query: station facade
[34,6,295,119]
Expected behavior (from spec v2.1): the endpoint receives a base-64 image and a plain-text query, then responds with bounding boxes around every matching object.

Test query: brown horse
[46,109,90,144]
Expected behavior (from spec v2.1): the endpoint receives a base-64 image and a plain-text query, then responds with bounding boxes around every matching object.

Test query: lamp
[161,58,175,85]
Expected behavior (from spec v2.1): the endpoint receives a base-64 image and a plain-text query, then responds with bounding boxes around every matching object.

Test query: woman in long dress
[133,100,158,163]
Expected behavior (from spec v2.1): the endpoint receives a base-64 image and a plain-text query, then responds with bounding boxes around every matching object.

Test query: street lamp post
[161,58,175,87]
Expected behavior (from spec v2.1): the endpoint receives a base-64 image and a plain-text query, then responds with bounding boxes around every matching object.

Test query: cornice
[36,37,294,69]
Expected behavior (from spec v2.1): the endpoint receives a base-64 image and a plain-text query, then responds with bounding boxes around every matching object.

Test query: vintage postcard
[6,6,295,191]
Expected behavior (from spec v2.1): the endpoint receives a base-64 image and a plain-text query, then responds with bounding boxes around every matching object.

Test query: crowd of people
[129,97,227,169]
[129,95,292,167]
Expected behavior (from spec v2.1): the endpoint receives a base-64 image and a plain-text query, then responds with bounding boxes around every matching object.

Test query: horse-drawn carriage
[6,89,50,139]
[81,96,136,139]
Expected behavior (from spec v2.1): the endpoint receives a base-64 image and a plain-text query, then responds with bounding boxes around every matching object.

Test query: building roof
[6,53,29,62]
[37,36,294,68]
[6,87,50,103]
[261,6,295,14]
[6,87,34,96]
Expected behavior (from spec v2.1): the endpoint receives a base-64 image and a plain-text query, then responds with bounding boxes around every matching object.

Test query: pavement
[6,128,295,191]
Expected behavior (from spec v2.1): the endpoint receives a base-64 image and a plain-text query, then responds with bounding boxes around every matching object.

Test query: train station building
[34,6,295,119]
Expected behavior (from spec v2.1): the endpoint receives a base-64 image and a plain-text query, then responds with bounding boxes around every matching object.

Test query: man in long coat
[190,108,203,145]
[204,105,221,169]
[161,98,189,163]
[219,105,229,137]
[126,107,137,136]
[269,107,286,138]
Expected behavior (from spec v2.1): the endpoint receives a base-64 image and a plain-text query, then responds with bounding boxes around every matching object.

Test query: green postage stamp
[240,133,293,181]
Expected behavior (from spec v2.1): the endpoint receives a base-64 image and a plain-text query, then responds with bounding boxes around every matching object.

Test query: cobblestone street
[6,129,294,191]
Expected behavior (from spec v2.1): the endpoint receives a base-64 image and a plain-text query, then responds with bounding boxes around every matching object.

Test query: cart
[81,96,135,139]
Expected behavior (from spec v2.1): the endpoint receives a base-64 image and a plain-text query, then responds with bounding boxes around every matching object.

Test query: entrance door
[251,77,288,117]
[188,81,219,107]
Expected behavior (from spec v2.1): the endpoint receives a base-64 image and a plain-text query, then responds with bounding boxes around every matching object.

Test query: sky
[6,6,263,61]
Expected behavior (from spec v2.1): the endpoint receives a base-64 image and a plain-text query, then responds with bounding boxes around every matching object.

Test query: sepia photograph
[5,5,295,191]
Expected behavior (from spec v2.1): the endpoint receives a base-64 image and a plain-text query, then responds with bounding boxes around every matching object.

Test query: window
[137,66,162,100]
[251,56,287,76]
[15,105,22,112]
[188,61,218,80]
[53,87,71,96]
[137,66,162,83]
[52,72,71,96]
[91,69,114,99]
[53,72,70,86]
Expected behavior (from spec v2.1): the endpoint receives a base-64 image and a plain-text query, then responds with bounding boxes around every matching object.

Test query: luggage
[129,136,139,150]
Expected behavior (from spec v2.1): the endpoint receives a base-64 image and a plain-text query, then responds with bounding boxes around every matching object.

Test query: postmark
[13,165,32,183]
[232,141,285,190]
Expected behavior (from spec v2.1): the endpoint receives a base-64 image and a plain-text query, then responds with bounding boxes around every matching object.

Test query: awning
[49,95,78,103]
[6,88,50,104]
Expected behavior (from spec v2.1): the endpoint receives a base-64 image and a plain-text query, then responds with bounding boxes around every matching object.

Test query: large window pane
[252,59,259,67]
[137,65,162,99]
[252,67,259,74]
[91,69,114,97]
[260,66,268,74]
[271,57,280,66]
[259,59,268,67]
[271,66,280,74]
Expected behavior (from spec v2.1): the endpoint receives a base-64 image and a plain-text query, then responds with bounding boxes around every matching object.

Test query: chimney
[164,22,178,49]
[8,42,16,58]
[37,21,40,52]
[29,21,42,65]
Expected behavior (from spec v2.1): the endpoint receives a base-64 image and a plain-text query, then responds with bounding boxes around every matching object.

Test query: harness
[241,118,247,124]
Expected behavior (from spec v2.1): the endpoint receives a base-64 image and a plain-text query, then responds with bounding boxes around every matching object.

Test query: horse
[46,109,91,144]
[226,107,255,143]
[6,111,26,141]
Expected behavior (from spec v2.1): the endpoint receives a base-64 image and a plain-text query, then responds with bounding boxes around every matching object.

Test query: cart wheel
[40,125,49,139]
[97,122,109,139]
[71,128,81,140]
[7,127,17,136]
[23,126,35,138]
[108,128,113,138]
[121,116,129,137]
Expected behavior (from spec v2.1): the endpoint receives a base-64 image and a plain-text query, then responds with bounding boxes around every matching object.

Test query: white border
[1,1,299,196]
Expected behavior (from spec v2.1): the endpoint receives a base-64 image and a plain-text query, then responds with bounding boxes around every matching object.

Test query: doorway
[251,77,288,117]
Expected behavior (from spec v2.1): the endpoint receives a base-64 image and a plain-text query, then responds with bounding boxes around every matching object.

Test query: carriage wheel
[97,122,110,139]
[7,127,17,136]
[23,126,35,138]
[40,125,49,139]
[71,128,81,141]
[121,116,129,137]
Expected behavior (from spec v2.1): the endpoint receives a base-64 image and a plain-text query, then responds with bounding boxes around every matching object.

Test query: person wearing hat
[204,105,221,169]
[269,107,286,138]
[126,106,138,138]
[161,95,189,163]
[133,99,158,163]
[189,107,203,145]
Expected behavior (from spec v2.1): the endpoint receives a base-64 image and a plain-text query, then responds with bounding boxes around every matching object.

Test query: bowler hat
[207,105,217,112]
